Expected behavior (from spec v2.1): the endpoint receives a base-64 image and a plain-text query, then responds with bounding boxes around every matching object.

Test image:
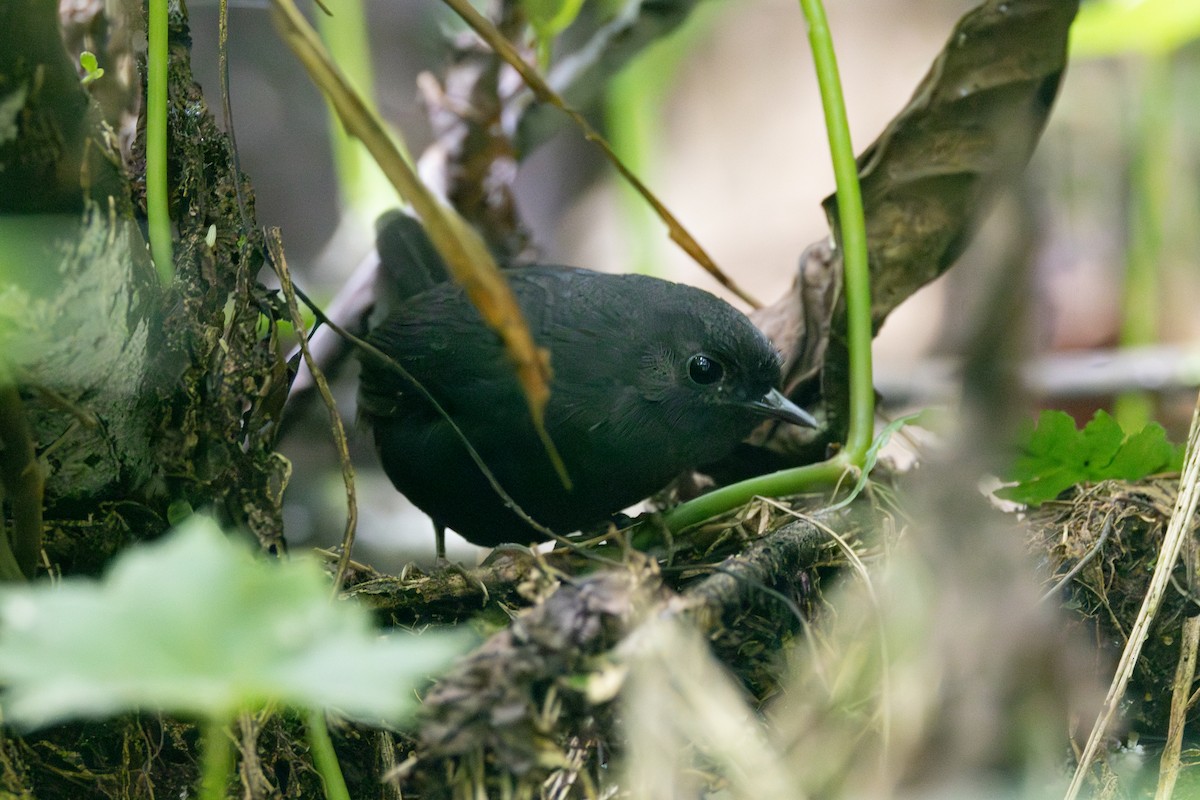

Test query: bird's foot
[479,542,538,567]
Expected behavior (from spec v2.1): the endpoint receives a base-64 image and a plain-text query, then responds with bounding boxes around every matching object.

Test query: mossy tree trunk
[1,2,293,793]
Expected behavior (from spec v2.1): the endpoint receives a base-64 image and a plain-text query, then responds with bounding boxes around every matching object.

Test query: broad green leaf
[1007,411,1080,482]
[999,410,1183,506]
[0,517,467,729]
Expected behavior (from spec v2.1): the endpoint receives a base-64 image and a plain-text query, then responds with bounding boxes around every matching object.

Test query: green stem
[662,457,852,533]
[799,0,873,463]
[306,709,351,800]
[198,717,234,800]
[146,0,173,284]
[663,0,874,532]
[316,0,397,218]
[1115,55,1170,431]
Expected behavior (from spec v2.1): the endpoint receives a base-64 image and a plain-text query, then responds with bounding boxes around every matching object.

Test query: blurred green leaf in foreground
[0,516,465,729]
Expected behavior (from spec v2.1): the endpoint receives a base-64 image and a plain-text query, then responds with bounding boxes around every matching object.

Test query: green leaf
[1077,409,1126,469]
[828,412,921,512]
[1106,422,1176,479]
[0,517,467,729]
[522,0,586,39]
[999,410,1183,506]
[166,499,193,525]
[79,50,104,85]
[1006,411,1079,482]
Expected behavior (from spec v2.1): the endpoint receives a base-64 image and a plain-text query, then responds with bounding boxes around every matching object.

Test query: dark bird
[358,217,816,551]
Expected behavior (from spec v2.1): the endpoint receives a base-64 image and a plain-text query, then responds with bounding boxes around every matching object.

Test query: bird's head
[627,288,817,463]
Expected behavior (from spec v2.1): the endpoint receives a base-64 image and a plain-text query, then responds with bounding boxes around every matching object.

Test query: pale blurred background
[186,0,1200,567]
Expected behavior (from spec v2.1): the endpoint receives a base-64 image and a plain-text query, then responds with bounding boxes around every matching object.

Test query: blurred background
[186,0,1200,567]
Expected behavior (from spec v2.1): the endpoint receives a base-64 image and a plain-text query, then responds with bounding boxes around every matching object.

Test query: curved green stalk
[663,0,873,532]
[800,0,873,463]
[662,459,851,533]
[146,0,173,284]
[307,708,351,800]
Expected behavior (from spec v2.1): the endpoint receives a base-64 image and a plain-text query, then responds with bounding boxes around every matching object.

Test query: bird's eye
[687,353,724,385]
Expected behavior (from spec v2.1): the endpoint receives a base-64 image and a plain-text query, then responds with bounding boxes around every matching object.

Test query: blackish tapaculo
[358,217,815,549]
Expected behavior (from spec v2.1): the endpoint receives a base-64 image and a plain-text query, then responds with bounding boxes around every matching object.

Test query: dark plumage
[358,219,815,549]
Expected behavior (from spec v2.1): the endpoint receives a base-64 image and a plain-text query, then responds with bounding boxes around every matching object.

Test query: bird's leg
[429,521,492,598]
[434,522,447,565]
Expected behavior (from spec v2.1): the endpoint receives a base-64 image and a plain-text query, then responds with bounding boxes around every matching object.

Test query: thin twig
[437,0,760,308]
[267,230,358,591]
[1039,514,1114,605]
[1065,390,1200,800]
[772,499,893,770]
[1155,613,1200,800]
[217,0,252,236]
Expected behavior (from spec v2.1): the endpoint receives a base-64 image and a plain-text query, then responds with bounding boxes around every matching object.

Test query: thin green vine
[146,0,173,284]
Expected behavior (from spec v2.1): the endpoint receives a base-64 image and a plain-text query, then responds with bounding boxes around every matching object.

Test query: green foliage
[1071,0,1200,57]
[521,0,592,66]
[998,410,1184,506]
[0,516,466,729]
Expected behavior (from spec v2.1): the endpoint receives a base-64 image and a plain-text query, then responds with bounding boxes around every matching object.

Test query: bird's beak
[747,388,818,428]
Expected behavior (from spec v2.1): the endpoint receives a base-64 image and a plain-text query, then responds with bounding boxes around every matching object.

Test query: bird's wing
[359,266,672,427]
[358,277,530,423]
